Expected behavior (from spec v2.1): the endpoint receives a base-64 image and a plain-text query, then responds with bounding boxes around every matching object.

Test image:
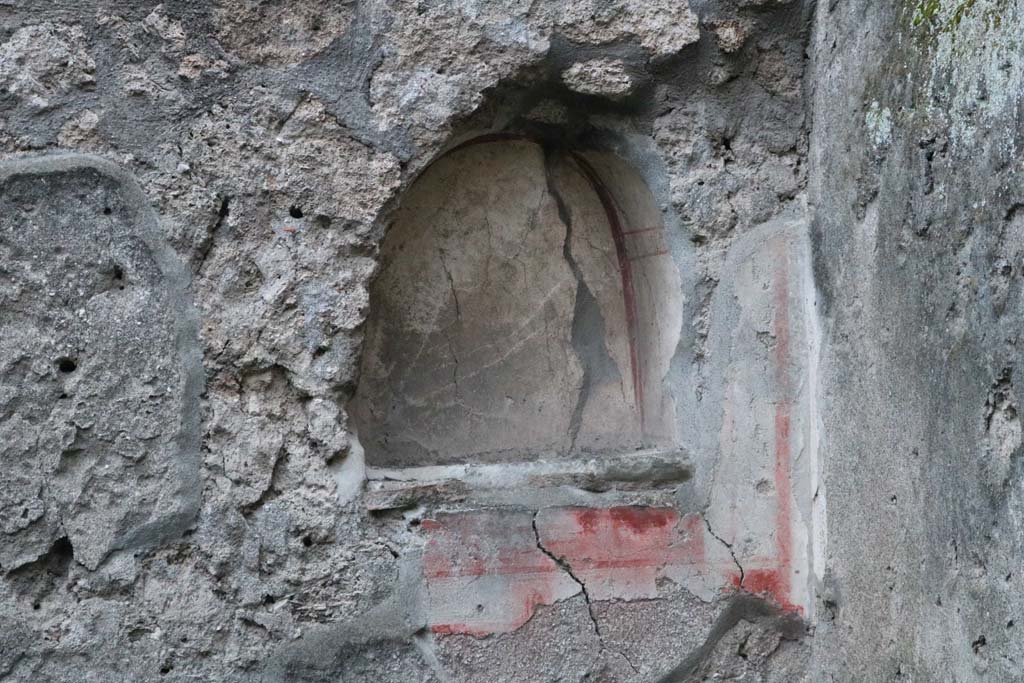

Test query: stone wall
[808,0,1024,679]
[3,0,1018,680]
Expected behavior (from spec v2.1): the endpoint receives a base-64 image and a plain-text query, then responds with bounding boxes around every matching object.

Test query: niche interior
[351,135,683,489]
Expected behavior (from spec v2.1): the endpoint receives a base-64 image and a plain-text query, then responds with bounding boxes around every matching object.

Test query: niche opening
[352,136,683,482]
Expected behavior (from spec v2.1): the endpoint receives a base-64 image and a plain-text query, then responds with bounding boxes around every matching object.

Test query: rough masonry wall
[0,1,821,681]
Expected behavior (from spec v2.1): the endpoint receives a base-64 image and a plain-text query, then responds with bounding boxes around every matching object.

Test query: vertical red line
[771,239,793,607]
[570,153,645,428]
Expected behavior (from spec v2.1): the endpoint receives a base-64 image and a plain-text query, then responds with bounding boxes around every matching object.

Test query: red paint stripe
[424,562,560,579]
[724,240,802,615]
[730,568,801,614]
[771,240,795,612]
[570,153,645,428]
[439,132,536,159]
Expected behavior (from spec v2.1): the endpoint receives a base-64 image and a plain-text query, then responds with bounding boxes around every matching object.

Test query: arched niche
[351,136,682,470]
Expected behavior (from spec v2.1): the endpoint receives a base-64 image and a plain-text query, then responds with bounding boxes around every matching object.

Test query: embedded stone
[561,59,635,100]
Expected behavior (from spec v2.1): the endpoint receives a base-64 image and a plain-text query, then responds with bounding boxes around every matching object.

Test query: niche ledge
[364,447,692,511]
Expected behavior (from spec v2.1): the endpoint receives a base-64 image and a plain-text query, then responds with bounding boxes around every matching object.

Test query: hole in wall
[110,263,125,290]
[57,358,77,374]
[48,537,73,570]
[289,205,304,219]
[6,536,74,610]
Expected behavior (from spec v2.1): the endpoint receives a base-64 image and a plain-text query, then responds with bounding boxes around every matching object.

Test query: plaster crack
[437,248,461,397]
[444,331,459,398]
[413,628,454,683]
[704,515,744,586]
[612,646,641,676]
[437,248,461,322]
[532,512,642,674]
[531,511,600,638]
[542,149,593,454]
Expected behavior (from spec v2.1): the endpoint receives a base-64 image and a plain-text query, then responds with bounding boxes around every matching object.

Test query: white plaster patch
[331,432,366,506]
[865,101,893,147]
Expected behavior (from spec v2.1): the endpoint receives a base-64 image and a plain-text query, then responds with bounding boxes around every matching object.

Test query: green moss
[948,0,977,28]
[909,0,1008,38]
[912,0,942,27]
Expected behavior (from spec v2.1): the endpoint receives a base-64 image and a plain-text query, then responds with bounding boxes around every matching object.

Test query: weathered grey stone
[553,0,700,57]
[711,20,748,53]
[0,155,202,572]
[0,24,95,113]
[561,59,635,99]
[214,1,356,66]
[806,0,1024,680]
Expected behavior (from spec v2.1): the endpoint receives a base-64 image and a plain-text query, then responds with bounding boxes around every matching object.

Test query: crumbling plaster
[4,0,1013,680]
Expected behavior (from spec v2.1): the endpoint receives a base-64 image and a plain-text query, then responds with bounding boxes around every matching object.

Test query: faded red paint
[423,515,554,579]
[422,507,721,634]
[731,568,802,614]
[572,505,676,535]
[422,511,579,635]
[537,507,707,601]
[720,239,803,616]
[545,506,680,569]
[608,505,676,533]
[771,240,795,613]
[725,240,802,614]
[570,153,646,428]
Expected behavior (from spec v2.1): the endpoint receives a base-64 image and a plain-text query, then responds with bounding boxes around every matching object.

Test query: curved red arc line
[569,153,645,428]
